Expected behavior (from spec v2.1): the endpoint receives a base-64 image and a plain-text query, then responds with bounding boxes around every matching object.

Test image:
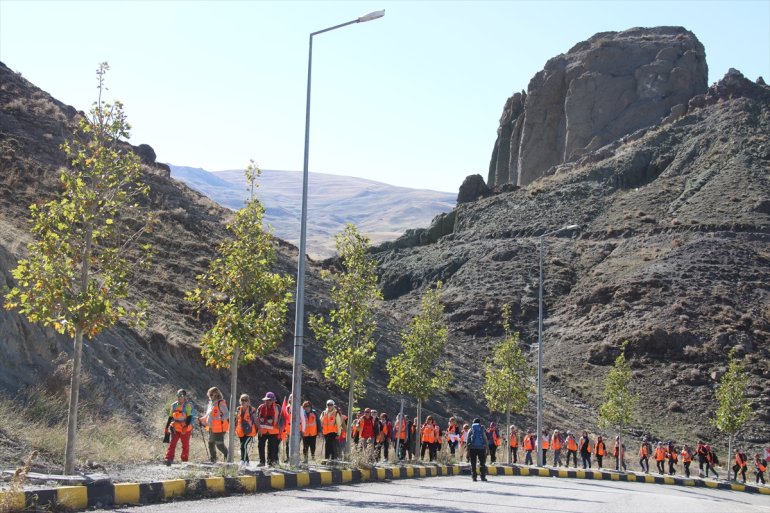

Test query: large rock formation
[488,26,708,187]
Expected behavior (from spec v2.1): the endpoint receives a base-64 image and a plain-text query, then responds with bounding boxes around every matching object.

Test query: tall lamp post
[289,10,385,468]
[536,224,579,466]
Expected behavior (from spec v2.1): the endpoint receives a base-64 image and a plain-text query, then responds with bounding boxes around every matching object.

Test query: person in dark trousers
[256,391,281,466]
[753,453,767,484]
[301,401,320,463]
[466,418,489,482]
[681,444,693,478]
[696,440,707,477]
[200,387,229,463]
[320,400,341,461]
[733,449,748,483]
[705,445,719,479]
[565,431,578,468]
[508,425,519,464]
[487,422,501,463]
[639,436,651,473]
[235,394,257,465]
[377,412,393,461]
[579,431,592,469]
[667,442,678,475]
[594,435,606,469]
[523,430,535,465]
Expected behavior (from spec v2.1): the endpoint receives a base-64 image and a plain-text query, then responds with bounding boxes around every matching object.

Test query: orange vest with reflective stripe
[258,403,280,435]
[171,401,193,434]
[566,436,578,451]
[509,432,518,448]
[541,435,550,450]
[523,434,534,451]
[595,441,606,456]
[654,447,666,461]
[321,410,338,435]
[207,400,230,434]
[551,435,563,450]
[421,423,436,443]
[235,406,257,437]
[303,412,318,437]
[681,449,692,462]
[395,420,407,440]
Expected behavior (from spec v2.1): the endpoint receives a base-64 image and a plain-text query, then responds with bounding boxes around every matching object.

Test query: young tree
[712,350,752,466]
[386,281,451,456]
[309,223,382,453]
[598,340,637,470]
[186,161,294,462]
[4,63,153,475]
[482,303,532,463]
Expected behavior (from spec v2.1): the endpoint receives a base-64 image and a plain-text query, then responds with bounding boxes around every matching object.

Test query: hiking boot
[472,477,477,482]
[164,459,172,466]
[481,476,488,481]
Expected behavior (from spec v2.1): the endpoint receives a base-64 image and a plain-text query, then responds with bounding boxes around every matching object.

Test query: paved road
[99,475,770,513]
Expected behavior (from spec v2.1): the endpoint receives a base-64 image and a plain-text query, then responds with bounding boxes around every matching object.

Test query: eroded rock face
[488,26,708,187]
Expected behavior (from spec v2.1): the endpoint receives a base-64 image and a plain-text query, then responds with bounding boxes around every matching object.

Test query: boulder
[457,174,490,204]
[488,27,708,187]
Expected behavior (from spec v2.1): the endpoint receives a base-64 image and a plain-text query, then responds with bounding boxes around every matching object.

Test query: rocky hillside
[170,165,455,259]
[488,27,708,187]
[374,62,770,449]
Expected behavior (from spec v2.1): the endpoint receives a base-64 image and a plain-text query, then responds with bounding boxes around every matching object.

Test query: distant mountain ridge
[170,165,456,258]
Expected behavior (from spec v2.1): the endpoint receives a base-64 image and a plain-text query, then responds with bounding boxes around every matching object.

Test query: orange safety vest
[321,410,338,435]
[541,435,550,450]
[207,400,230,434]
[492,430,501,447]
[303,412,318,437]
[580,437,592,453]
[171,401,193,434]
[395,420,408,441]
[235,405,257,437]
[735,453,747,468]
[654,447,666,461]
[681,449,692,463]
[523,434,534,451]
[640,443,650,458]
[669,449,678,462]
[421,423,436,443]
[509,432,518,448]
[377,421,391,442]
[595,441,606,456]
[613,443,626,458]
[566,436,578,452]
[258,403,280,435]
[757,461,767,472]
[551,435,563,451]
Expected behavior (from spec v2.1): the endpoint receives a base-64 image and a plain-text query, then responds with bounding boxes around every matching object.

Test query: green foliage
[482,303,531,415]
[598,341,637,429]
[4,61,151,338]
[386,281,451,401]
[186,160,293,368]
[712,350,752,436]
[310,223,382,396]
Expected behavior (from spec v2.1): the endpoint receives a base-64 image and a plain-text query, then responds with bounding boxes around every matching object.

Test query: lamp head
[358,9,385,22]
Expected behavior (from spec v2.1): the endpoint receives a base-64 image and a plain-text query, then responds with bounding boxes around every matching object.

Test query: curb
[0,464,461,512]
[482,464,770,495]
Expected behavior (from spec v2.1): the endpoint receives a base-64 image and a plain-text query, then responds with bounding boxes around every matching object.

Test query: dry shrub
[0,451,37,513]
[348,442,377,468]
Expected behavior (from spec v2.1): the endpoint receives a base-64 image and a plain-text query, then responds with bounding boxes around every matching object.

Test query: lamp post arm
[311,19,359,37]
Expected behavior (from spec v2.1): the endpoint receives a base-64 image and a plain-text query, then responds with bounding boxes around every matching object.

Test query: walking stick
[197,423,210,461]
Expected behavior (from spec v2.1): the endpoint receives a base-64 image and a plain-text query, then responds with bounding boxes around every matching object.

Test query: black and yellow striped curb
[0,464,461,511]
[483,464,770,495]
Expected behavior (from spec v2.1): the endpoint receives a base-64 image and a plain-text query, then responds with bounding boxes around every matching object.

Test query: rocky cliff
[488,26,708,187]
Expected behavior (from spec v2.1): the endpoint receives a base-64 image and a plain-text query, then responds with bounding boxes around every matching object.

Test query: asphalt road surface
[96,475,770,513]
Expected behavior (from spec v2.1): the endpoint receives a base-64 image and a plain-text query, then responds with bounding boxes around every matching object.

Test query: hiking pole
[197,423,210,461]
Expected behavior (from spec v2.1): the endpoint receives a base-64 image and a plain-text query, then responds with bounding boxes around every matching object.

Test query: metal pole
[536,234,544,467]
[288,12,384,468]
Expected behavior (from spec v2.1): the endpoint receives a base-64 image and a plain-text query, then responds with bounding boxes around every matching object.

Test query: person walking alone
[466,418,489,482]
[235,394,257,466]
[200,387,229,463]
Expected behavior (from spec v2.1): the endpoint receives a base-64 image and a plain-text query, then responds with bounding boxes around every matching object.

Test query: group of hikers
[162,388,768,485]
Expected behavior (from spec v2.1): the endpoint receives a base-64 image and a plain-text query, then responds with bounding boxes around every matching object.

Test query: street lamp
[289,10,385,468]
[536,224,579,467]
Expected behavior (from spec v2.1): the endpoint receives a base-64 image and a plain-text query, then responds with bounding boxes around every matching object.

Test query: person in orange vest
[420,416,439,461]
[376,412,393,461]
[565,431,578,468]
[509,425,519,464]
[200,387,229,463]
[613,436,627,471]
[163,389,194,465]
[487,422,502,463]
[653,442,667,474]
[358,408,378,450]
[594,435,607,469]
[234,394,257,466]
[753,453,767,484]
[705,445,719,479]
[579,431,592,469]
[667,442,678,475]
[680,444,693,477]
[551,429,564,467]
[522,429,535,465]
[394,413,410,461]
[639,436,651,473]
[256,391,281,466]
[320,400,342,461]
[733,448,748,483]
[695,440,707,477]
[446,417,461,458]
[300,400,321,463]
[539,429,550,466]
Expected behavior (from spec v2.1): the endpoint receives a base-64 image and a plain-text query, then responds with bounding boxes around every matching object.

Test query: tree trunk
[617,424,622,471]
[506,410,511,464]
[727,434,732,479]
[416,398,422,459]
[63,329,84,475]
[346,368,355,458]
[228,344,239,464]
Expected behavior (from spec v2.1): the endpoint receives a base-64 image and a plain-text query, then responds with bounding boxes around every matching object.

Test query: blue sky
[1,1,768,192]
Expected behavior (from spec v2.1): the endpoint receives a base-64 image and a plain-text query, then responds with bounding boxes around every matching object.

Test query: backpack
[467,423,486,449]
